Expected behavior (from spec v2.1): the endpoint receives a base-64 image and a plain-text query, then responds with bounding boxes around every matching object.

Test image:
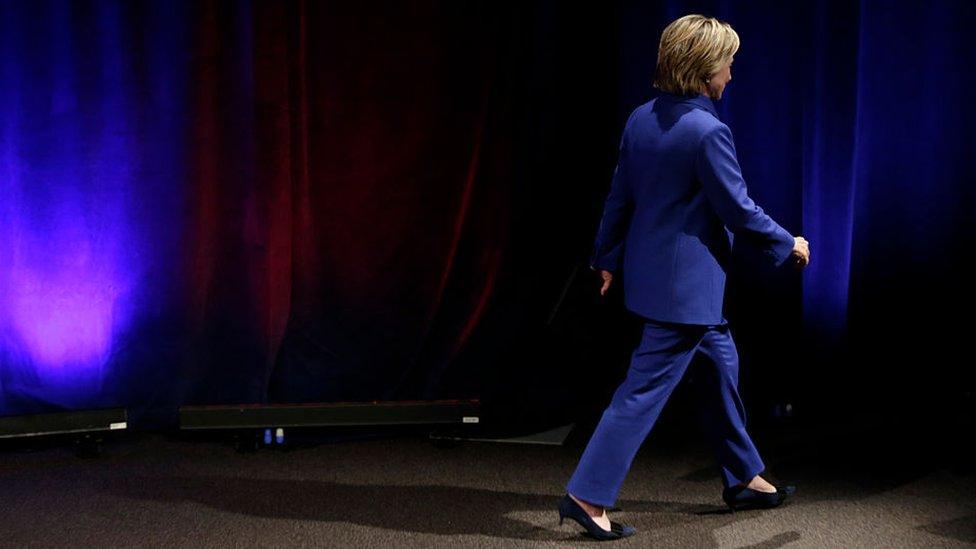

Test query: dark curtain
[1,0,973,433]
[178,1,510,407]
[0,0,510,427]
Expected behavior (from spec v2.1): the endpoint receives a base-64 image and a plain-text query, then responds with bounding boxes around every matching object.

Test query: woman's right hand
[791,236,810,268]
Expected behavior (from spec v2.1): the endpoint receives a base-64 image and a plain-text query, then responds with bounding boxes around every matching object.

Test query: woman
[556,14,810,540]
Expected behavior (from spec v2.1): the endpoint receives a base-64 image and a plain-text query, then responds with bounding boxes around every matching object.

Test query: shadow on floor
[103,474,761,542]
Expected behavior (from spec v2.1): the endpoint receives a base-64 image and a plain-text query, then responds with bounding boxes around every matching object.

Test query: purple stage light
[0,1,147,409]
[0,186,134,390]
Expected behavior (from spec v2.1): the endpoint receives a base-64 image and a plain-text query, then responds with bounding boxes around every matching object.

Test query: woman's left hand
[599,270,613,296]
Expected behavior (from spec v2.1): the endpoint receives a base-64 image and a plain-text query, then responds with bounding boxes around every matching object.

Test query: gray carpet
[1,424,974,548]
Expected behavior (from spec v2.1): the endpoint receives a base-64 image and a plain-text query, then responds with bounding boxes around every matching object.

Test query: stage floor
[1,421,973,547]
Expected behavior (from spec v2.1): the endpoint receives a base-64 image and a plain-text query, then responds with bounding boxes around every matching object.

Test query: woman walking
[557,14,810,540]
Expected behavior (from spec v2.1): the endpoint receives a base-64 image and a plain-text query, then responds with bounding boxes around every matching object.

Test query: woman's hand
[791,236,810,269]
[599,270,614,295]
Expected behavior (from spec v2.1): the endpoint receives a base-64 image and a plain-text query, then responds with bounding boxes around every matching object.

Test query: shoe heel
[557,494,636,540]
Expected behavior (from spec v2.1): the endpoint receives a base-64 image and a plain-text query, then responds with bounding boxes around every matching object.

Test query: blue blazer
[590,92,795,325]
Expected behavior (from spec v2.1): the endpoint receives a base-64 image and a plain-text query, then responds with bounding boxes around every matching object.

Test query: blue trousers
[565,319,765,507]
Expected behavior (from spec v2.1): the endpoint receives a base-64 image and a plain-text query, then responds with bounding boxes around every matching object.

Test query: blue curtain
[0,1,190,415]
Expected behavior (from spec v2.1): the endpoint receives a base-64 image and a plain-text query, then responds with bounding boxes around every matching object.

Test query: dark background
[1,1,973,456]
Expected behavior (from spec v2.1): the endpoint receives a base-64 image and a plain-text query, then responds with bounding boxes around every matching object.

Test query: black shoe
[722,484,796,512]
[557,494,636,541]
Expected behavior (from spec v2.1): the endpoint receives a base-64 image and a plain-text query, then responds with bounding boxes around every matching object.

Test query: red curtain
[179,1,509,404]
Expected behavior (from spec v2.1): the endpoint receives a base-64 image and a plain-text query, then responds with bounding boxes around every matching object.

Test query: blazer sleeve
[589,127,634,272]
[695,123,795,266]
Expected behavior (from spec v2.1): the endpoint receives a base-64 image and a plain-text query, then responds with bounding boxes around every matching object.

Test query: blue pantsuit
[565,319,764,507]
[567,92,795,507]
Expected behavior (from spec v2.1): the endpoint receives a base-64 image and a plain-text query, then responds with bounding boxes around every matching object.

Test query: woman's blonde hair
[653,14,739,95]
